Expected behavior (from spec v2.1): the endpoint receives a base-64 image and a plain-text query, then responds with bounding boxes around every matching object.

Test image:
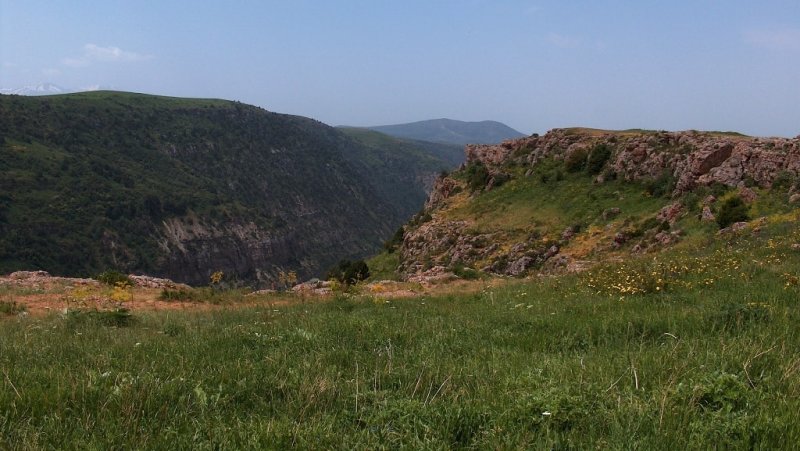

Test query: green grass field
[3,216,800,448]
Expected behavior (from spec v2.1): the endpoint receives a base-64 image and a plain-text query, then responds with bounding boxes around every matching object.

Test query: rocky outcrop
[127,274,189,289]
[656,202,685,224]
[0,271,99,289]
[399,127,800,280]
[463,128,800,195]
[425,176,459,210]
[465,140,516,166]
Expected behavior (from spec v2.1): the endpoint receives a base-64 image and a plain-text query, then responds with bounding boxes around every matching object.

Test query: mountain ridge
[364,118,526,146]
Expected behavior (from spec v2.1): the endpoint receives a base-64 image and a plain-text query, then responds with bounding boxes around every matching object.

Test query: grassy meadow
[2,214,800,449]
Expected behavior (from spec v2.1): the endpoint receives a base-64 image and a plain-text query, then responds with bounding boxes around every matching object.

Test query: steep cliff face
[0,92,449,285]
[398,128,800,280]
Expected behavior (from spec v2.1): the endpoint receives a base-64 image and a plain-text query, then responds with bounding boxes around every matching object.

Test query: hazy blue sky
[1,1,799,136]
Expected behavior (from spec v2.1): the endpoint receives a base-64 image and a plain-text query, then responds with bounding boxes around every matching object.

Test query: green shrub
[564,147,588,172]
[452,263,480,280]
[383,226,405,253]
[491,172,511,188]
[587,144,612,175]
[716,196,749,229]
[327,259,370,285]
[771,170,796,191]
[681,192,701,213]
[645,171,676,198]
[465,162,490,192]
[95,270,133,286]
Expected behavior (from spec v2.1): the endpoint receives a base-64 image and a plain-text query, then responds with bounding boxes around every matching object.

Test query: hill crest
[365,118,526,146]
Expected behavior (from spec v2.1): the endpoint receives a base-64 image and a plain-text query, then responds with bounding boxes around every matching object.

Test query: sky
[1,1,799,137]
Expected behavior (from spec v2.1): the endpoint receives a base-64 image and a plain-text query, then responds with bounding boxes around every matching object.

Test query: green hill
[367,118,526,145]
[0,91,447,285]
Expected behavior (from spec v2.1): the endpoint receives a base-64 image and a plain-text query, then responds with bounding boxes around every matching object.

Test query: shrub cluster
[95,270,133,286]
[464,162,490,192]
[327,259,370,285]
[716,196,749,229]
[587,144,612,175]
[645,171,677,198]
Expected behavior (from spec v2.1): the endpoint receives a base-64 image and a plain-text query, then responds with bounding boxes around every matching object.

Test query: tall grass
[2,222,800,448]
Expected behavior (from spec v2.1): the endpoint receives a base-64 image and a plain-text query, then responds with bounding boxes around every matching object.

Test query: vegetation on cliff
[0,91,454,285]
[394,128,800,280]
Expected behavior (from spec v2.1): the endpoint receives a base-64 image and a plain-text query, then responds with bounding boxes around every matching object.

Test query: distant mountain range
[366,118,527,146]
[0,83,72,96]
[0,91,458,286]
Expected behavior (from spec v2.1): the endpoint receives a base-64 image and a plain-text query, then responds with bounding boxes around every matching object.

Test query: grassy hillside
[0,92,441,284]
[367,118,526,145]
[2,212,799,447]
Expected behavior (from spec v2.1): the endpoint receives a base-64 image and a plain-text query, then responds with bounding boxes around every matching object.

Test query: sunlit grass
[2,215,800,448]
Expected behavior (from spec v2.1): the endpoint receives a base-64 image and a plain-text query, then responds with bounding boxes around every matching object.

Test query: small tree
[564,147,588,172]
[277,269,298,290]
[587,144,612,175]
[327,259,370,285]
[716,196,749,229]
[464,162,490,192]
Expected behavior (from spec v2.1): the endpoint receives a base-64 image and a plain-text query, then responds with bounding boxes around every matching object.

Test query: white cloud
[744,28,800,51]
[546,32,581,49]
[42,68,62,77]
[62,44,153,67]
[2,62,18,68]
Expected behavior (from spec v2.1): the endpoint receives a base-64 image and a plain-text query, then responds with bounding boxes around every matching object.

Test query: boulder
[656,202,685,224]
[506,256,534,276]
[738,186,757,203]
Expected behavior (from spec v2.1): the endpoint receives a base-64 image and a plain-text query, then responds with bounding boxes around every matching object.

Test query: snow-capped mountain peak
[0,83,71,96]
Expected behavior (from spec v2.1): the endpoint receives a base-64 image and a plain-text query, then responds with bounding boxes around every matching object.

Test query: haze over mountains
[366,118,526,146]
[0,91,461,285]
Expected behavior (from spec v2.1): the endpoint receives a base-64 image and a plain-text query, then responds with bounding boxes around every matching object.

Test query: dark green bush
[681,192,701,213]
[383,226,405,253]
[645,171,677,198]
[327,259,370,285]
[716,196,749,229]
[587,144,612,175]
[465,162,490,192]
[771,171,796,191]
[452,264,480,280]
[564,147,588,172]
[491,172,511,188]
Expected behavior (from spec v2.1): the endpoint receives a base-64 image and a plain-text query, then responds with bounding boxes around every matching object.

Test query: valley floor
[2,214,800,448]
